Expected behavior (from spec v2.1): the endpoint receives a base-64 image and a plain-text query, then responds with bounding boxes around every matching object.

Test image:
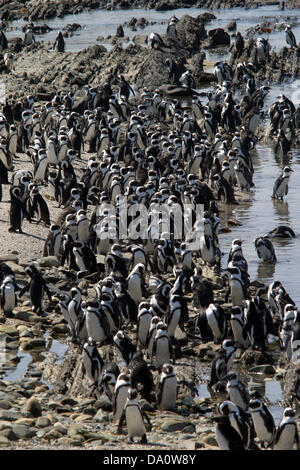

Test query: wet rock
[207,28,231,47]
[249,364,276,374]
[22,397,42,418]
[21,338,46,350]
[226,21,237,31]
[197,12,217,23]
[175,15,207,52]
[51,323,69,334]
[242,350,275,366]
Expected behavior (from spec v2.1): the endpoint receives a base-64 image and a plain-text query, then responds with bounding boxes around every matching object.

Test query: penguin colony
[0,17,300,449]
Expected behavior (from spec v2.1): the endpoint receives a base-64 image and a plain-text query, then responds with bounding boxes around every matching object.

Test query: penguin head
[162,363,174,375]
[283,408,295,418]
[248,398,263,412]
[127,388,138,401]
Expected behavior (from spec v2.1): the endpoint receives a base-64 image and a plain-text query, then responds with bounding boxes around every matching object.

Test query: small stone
[95,395,112,411]
[54,422,67,435]
[0,411,23,421]
[51,323,69,334]
[0,401,12,410]
[36,417,51,428]
[203,433,218,447]
[0,428,18,440]
[22,397,42,417]
[37,256,60,268]
[43,429,63,440]
[60,397,78,406]
[249,364,276,375]
[161,419,196,433]
[12,424,36,439]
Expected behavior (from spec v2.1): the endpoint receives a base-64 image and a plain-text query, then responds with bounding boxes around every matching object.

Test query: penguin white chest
[2,284,15,312]
[125,405,146,438]
[274,425,296,450]
[159,376,177,410]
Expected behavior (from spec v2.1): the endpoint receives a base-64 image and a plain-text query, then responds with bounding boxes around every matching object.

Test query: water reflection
[272,199,290,219]
[256,260,276,280]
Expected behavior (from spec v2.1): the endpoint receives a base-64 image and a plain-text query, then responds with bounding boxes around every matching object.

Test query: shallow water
[5,4,300,54]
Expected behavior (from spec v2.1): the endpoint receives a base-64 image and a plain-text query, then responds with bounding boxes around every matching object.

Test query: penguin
[149,32,166,50]
[248,397,276,448]
[285,25,297,48]
[29,186,51,227]
[127,351,154,403]
[137,303,152,348]
[225,371,250,411]
[156,363,177,411]
[254,236,277,262]
[214,415,245,450]
[86,300,110,344]
[230,306,250,349]
[82,337,104,386]
[119,388,149,444]
[152,322,174,371]
[273,408,299,450]
[218,400,257,450]
[113,330,137,366]
[98,362,121,402]
[8,186,32,233]
[264,225,296,239]
[19,265,52,316]
[225,267,246,308]
[272,166,293,200]
[53,31,65,52]
[114,373,131,427]
[243,299,266,351]
[126,263,146,306]
[0,274,18,318]
[67,287,82,328]
[208,339,236,389]
[206,303,228,344]
[73,240,98,274]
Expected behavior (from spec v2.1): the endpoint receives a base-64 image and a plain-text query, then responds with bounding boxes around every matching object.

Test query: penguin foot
[140,434,147,444]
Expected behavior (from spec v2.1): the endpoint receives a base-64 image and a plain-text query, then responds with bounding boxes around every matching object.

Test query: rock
[0,401,12,410]
[242,350,275,366]
[54,422,67,435]
[197,12,216,23]
[43,429,63,440]
[60,397,78,406]
[95,395,113,412]
[68,423,87,437]
[161,419,196,432]
[207,28,231,47]
[15,311,44,323]
[93,409,110,423]
[203,433,218,447]
[0,411,23,421]
[51,323,69,334]
[226,21,237,31]
[12,424,36,439]
[21,338,46,350]
[249,364,276,375]
[175,15,207,52]
[22,397,42,417]
[0,428,18,441]
[36,416,51,428]
[0,326,19,337]
[36,256,60,268]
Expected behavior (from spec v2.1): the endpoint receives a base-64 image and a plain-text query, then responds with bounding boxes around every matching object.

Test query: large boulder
[175,15,207,53]
[207,28,231,47]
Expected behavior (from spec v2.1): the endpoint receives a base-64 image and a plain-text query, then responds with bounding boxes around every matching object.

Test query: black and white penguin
[152,322,174,371]
[254,236,277,262]
[206,303,228,344]
[53,31,65,52]
[218,400,257,450]
[214,415,245,450]
[273,408,299,450]
[114,372,131,427]
[137,302,152,347]
[0,274,18,317]
[272,166,293,200]
[113,330,137,366]
[19,265,52,315]
[120,388,150,444]
[264,225,296,239]
[230,306,250,349]
[285,25,297,48]
[149,32,166,50]
[98,362,121,402]
[279,307,295,361]
[82,337,104,386]
[243,299,266,351]
[29,186,51,227]
[225,371,250,411]
[156,363,177,411]
[248,397,276,448]
[126,263,146,306]
[208,339,237,389]
[127,351,154,403]
[8,186,32,233]
[73,240,98,274]
[86,300,110,344]
[225,267,247,308]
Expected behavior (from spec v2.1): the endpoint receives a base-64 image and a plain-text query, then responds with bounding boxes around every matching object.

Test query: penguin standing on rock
[82,337,104,387]
[156,363,177,411]
[19,265,52,316]
[119,388,150,443]
[0,274,18,318]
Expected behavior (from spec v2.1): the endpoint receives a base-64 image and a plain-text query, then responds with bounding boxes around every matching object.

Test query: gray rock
[161,419,196,432]
[37,256,60,268]
[0,410,23,421]
[54,422,67,435]
[22,397,42,417]
[0,401,12,410]
[12,424,36,439]
[0,428,18,441]
[36,416,51,428]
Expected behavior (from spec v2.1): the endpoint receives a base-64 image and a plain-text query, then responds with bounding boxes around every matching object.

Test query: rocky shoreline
[0,5,300,453]
[0,0,299,23]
